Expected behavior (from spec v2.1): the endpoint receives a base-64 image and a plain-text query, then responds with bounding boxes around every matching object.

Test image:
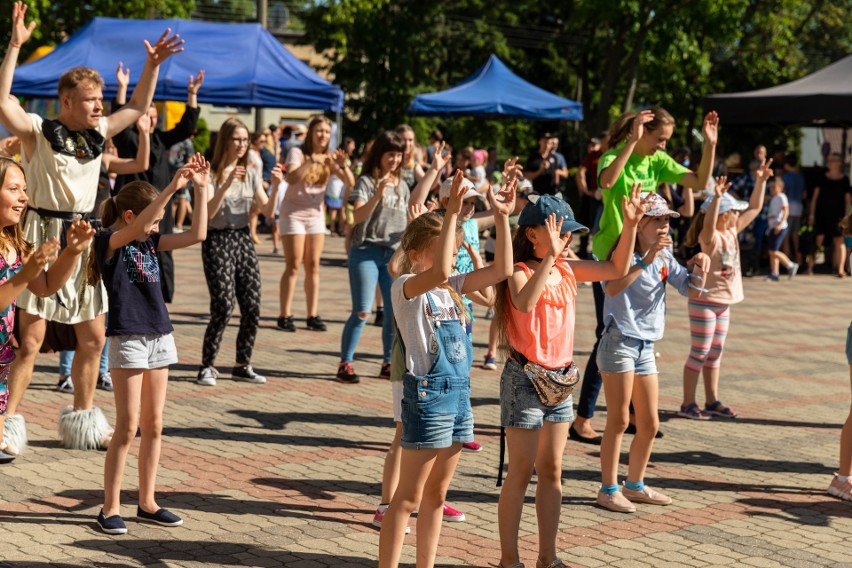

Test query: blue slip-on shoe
[137,506,183,527]
[97,510,128,535]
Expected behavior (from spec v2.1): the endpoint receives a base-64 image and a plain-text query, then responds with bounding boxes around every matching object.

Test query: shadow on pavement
[227,409,392,430]
[162,426,388,451]
[652,450,833,474]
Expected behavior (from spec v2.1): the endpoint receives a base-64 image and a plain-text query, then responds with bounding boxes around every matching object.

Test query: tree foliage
[300,0,852,159]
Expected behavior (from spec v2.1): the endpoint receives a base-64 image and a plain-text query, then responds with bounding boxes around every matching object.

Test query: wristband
[636,259,650,270]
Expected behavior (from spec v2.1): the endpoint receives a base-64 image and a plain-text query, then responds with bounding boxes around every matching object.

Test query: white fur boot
[2,413,27,455]
[58,406,112,450]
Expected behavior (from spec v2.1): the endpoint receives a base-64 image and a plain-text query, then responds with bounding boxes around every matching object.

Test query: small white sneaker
[196,366,218,386]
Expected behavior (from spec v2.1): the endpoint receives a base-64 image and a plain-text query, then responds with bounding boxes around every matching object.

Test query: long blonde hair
[606,105,675,149]
[398,212,467,324]
[212,118,250,184]
[302,115,332,186]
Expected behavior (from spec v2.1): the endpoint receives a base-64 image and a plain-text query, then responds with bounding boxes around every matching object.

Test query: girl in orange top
[493,188,646,568]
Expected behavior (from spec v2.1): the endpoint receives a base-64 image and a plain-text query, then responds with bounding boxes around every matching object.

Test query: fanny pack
[513,351,579,407]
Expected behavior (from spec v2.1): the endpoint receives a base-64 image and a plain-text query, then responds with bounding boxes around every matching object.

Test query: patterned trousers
[201,229,261,367]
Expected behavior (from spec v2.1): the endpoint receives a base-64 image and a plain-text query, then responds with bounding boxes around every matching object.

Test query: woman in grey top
[197,118,274,387]
[337,131,444,383]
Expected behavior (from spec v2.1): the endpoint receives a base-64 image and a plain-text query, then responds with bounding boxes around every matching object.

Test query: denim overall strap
[422,290,472,379]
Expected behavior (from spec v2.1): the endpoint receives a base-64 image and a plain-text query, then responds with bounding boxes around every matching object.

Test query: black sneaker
[137,506,183,526]
[306,316,327,331]
[336,362,360,384]
[56,374,74,393]
[97,510,128,535]
[373,308,384,327]
[231,365,267,384]
[276,316,296,332]
[97,372,113,392]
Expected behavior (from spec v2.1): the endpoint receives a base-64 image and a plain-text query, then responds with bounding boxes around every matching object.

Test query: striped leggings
[684,299,730,372]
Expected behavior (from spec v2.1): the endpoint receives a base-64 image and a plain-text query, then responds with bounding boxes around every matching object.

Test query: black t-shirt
[95,231,173,337]
[526,151,559,195]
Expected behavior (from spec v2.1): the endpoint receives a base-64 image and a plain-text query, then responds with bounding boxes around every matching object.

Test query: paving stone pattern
[2,236,851,567]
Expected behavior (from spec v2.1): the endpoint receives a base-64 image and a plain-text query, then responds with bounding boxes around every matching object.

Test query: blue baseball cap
[700,192,748,214]
[518,194,589,234]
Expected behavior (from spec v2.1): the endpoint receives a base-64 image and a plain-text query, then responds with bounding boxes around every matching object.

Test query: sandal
[537,559,571,568]
[705,400,737,418]
[491,563,524,568]
[677,403,710,420]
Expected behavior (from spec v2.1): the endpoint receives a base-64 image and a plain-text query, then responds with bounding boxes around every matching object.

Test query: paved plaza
[2,234,851,567]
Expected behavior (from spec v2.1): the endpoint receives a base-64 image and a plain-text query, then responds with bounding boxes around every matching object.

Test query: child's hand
[225,165,246,186]
[488,177,516,217]
[188,69,204,95]
[502,156,523,181]
[189,153,211,188]
[64,219,96,253]
[430,141,448,172]
[754,158,774,183]
[21,239,60,280]
[462,241,485,269]
[687,251,711,274]
[622,182,648,226]
[712,176,730,198]
[408,202,428,222]
[545,213,570,259]
[445,170,465,216]
[270,164,284,188]
[647,233,673,261]
[136,113,151,134]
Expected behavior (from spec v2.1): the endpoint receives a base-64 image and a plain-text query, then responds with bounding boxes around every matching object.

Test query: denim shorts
[108,333,178,370]
[400,375,474,450]
[846,323,852,365]
[596,325,658,375]
[500,358,574,429]
[766,227,787,251]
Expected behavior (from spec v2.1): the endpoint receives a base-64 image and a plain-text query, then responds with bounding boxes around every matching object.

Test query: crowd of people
[0,2,850,565]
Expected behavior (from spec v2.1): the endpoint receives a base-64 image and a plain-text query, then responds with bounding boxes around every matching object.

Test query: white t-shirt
[768,193,789,230]
[391,273,467,376]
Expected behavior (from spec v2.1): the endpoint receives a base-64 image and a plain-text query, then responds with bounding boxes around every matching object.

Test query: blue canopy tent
[408,55,582,120]
[11,17,343,112]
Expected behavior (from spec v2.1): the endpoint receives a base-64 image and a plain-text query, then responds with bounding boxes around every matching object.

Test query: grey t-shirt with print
[349,175,410,249]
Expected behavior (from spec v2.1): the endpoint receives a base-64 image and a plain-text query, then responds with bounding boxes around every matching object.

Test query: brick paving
[2,234,851,567]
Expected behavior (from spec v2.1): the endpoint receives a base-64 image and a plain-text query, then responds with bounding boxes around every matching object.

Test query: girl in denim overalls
[379,171,515,568]
[493,188,646,568]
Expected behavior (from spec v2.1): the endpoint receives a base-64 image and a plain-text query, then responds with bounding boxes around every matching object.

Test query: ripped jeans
[340,243,395,364]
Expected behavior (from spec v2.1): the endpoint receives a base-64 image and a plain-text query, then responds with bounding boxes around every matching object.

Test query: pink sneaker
[442,502,466,522]
[372,507,410,534]
[462,441,482,453]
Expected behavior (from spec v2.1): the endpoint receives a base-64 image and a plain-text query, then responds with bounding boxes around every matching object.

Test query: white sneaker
[56,374,74,393]
[196,366,218,386]
[232,365,266,384]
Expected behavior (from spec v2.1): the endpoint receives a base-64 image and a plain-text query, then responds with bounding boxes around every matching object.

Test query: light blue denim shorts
[596,325,658,375]
[500,358,574,429]
[400,375,474,450]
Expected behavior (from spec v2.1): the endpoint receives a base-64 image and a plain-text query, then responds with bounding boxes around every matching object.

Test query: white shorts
[108,333,178,370]
[279,215,326,236]
[392,381,403,423]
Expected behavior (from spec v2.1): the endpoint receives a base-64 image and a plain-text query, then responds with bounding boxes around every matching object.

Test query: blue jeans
[340,243,395,364]
[59,342,109,376]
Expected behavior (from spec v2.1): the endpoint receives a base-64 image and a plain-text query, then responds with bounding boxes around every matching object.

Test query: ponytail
[606,106,675,149]
[684,210,705,249]
[86,181,159,286]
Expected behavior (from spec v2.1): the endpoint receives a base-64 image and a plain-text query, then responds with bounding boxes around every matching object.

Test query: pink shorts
[278,214,326,236]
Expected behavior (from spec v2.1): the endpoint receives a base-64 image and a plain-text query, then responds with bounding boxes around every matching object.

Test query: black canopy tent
[703,54,852,127]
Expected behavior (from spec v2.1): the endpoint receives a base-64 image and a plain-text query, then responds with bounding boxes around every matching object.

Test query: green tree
[0,0,196,61]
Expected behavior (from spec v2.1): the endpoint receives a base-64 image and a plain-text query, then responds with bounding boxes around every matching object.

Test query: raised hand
[488,177,516,217]
[189,153,210,188]
[629,109,655,143]
[21,239,60,280]
[427,141,447,172]
[713,175,732,198]
[136,112,151,134]
[65,219,96,253]
[502,156,524,181]
[144,29,185,66]
[408,202,428,222]
[270,164,284,188]
[445,170,465,216]
[10,2,36,48]
[703,111,719,146]
[754,158,774,183]
[622,182,648,226]
[188,70,204,95]
[332,148,348,169]
[116,62,131,89]
[544,213,570,259]
[375,173,394,199]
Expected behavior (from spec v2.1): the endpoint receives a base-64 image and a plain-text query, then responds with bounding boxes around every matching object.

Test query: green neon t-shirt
[592,144,689,259]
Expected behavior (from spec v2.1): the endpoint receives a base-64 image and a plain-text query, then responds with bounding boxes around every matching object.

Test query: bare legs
[279,233,325,320]
[498,422,569,567]
[380,422,403,504]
